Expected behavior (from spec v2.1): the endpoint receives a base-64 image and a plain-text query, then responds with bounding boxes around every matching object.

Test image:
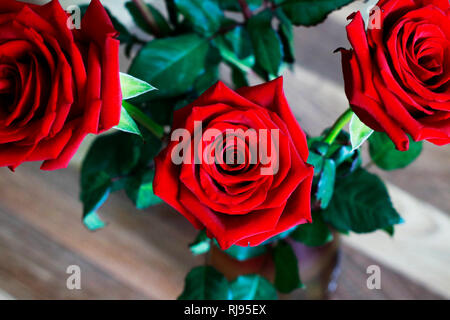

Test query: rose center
[210,131,256,175]
[0,64,19,114]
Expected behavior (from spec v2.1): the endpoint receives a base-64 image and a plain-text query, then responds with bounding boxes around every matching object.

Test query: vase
[207,234,341,300]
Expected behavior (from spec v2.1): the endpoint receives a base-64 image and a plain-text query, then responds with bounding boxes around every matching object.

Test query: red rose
[0,0,121,170]
[340,0,450,150]
[154,78,314,249]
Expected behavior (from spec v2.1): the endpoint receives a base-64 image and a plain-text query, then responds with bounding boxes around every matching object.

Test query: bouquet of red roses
[0,0,448,300]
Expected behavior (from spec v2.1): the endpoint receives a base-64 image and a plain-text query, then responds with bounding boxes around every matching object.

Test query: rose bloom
[340,0,450,150]
[154,78,314,249]
[0,0,121,170]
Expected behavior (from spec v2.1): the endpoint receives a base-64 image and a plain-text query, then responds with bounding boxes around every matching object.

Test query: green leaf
[175,0,224,36]
[174,96,196,111]
[138,96,179,126]
[215,26,255,72]
[273,240,302,293]
[368,132,423,170]
[309,139,329,156]
[218,0,263,11]
[247,10,283,77]
[83,211,106,231]
[80,132,160,221]
[310,131,362,176]
[122,101,164,139]
[276,8,295,64]
[129,34,209,99]
[178,266,231,300]
[165,0,179,26]
[222,26,253,60]
[82,133,141,180]
[349,113,373,151]
[316,159,336,209]
[291,212,333,246]
[81,171,111,213]
[125,1,171,36]
[231,66,249,88]
[137,130,164,166]
[332,145,355,166]
[115,106,142,136]
[223,245,267,261]
[327,141,362,176]
[322,168,404,233]
[281,0,355,26]
[194,67,219,95]
[125,170,162,209]
[194,45,221,95]
[111,177,128,192]
[120,73,155,100]
[80,171,111,231]
[230,275,277,300]
[307,151,324,176]
[189,230,211,255]
[383,225,395,237]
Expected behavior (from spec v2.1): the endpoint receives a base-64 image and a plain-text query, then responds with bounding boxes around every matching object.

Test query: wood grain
[0,0,448,300]
[345,184,450,299]
[0,165,444,300]
[0,207,143,299]
[335,246,442,300]
[0,164,203,299]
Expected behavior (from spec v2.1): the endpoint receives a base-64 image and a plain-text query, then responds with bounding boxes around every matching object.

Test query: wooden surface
[0,164,444,300]
[0,0,448,300]
[345,183,450,298]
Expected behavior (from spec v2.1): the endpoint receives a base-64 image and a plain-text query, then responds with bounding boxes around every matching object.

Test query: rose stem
[122,101,165,140]
[132,0,161,38]
[323,108,354,145]
[238,0,253,20]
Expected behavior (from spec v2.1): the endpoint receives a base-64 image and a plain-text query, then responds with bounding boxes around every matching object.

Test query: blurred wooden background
[0,0,448,299]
